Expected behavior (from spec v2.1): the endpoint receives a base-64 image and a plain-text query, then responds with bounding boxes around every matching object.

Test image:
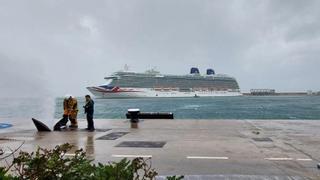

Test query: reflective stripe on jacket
[63,98,78,115]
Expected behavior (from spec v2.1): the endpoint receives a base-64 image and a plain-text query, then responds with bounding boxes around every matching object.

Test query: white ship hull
[87,87,242,98]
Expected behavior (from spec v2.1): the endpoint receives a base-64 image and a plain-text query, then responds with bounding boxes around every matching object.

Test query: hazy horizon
[1,0,320,97]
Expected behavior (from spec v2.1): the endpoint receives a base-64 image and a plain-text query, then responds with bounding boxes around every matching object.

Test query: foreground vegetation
[0,143,183,180]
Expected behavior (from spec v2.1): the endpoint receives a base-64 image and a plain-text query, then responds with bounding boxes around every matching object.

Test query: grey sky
[0,0,320,97]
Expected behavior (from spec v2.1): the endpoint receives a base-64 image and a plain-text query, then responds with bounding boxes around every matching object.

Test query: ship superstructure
[87,67,241,98]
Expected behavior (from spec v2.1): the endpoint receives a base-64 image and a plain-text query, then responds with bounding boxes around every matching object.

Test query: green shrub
[0,143,183,180]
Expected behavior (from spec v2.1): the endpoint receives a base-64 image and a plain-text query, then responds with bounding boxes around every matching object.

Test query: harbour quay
[1,118,320,179]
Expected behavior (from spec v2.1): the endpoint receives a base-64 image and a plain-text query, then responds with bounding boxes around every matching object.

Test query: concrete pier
[1,119,320,179]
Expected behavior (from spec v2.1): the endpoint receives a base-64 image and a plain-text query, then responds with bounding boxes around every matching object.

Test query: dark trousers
[86,113,94,129]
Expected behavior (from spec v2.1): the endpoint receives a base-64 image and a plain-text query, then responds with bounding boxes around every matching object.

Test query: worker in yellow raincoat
[63,95,78,128]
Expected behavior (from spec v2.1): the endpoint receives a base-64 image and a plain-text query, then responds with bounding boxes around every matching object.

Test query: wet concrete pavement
[1,118,320,179]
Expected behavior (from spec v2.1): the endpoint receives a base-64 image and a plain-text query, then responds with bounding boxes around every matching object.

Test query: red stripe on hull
[91,88,142,93]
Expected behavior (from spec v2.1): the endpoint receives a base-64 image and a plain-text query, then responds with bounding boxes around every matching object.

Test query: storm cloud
[0,0,319,97]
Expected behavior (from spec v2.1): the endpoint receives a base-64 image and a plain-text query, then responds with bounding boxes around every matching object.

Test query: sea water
[0,96,319,120]
[54,96,320,120]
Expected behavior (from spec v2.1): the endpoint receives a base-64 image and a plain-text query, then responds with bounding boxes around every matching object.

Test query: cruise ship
[87,67,241,98]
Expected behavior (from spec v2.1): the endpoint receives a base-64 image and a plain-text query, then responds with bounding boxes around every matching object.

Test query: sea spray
[38,97,56,128]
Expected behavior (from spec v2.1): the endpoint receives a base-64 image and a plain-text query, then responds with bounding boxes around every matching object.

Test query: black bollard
[128,108,140,128]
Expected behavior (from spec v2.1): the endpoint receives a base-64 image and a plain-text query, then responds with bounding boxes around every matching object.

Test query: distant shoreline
[242,92,317,96]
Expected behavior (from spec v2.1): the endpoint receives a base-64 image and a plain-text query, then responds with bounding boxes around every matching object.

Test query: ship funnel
[206,68,215,75]
[190,67,200,75]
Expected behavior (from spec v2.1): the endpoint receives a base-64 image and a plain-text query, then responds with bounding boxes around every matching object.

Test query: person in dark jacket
[83,95,95,131]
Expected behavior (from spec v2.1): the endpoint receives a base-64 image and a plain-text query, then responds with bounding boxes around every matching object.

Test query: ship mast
[124,64,129,72]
